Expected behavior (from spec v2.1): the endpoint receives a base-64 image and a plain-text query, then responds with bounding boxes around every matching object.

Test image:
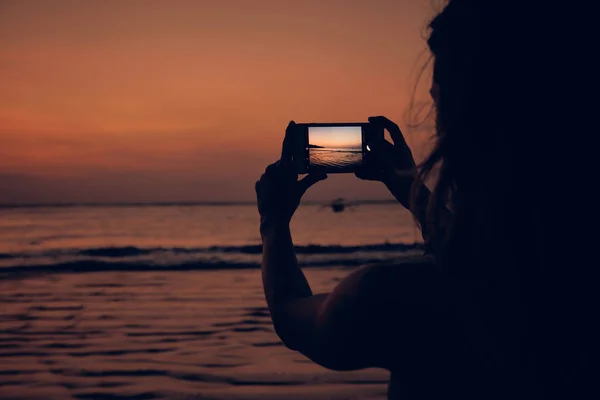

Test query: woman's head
[416,1,595,390]
[416,0,549,264]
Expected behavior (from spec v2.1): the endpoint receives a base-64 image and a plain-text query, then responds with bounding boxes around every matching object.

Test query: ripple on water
[0,269,390,400]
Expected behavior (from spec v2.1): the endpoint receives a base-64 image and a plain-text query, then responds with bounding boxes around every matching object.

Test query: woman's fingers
[369,139,396,171]
[297,172,327,196]
[368,115,407,148]
[264,162,280,179]
[280,120,296,166]
[355,168,381,181]
[262,159,298,196]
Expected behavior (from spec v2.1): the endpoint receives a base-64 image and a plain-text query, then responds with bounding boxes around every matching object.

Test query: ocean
[0,203,424,400]
[309,148,363,170]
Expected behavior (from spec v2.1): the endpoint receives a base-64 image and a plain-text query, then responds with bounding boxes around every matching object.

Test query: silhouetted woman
[255,1,595,398]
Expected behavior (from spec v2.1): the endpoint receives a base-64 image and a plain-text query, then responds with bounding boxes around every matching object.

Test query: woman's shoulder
[355,255,441,302]
[346,255,447,341]
[349,256,454,372]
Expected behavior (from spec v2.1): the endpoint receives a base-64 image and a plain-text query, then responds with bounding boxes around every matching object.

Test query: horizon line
[0,199,397,209]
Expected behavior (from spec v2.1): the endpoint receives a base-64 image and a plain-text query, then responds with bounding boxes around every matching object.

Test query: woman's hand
[355,116,418,208]
[256,121,328,233]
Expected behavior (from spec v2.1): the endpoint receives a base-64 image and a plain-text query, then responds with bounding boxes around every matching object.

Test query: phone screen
[307,126,363,172]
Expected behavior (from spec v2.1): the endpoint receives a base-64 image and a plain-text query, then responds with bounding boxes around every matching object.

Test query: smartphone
[291,122,382,174]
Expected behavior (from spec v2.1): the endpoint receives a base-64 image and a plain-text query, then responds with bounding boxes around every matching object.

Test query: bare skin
[255,117,443,372]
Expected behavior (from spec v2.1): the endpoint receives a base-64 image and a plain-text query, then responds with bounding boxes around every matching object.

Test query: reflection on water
[0,204,419,399]
[0,269,390,400]
[309,148,362,170]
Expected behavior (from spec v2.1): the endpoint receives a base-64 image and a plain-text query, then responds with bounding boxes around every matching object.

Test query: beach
[0,204,423,399]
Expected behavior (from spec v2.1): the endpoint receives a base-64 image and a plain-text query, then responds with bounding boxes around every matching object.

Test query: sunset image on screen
[308,126,363,171]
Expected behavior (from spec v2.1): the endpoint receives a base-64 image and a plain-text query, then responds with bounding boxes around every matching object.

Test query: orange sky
[309,126,362,148]
[0,0,439,204]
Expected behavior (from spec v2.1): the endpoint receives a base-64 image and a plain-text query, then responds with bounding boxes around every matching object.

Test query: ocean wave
[3,242,424,260]
[0,255,422,276]
[0,243,425,275]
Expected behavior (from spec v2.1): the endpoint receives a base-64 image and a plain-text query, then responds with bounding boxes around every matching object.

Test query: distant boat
[322,199,396,213]
[330,198,347,213]
[321,198,363,213]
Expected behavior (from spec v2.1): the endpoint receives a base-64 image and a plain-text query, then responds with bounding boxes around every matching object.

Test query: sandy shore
[0,268,390,400]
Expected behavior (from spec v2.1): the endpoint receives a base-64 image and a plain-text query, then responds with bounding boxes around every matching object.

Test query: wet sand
[0,268,389,400]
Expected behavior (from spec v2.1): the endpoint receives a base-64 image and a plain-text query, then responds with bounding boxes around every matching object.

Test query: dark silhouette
[330,198,346,213]
[255,1,594,399]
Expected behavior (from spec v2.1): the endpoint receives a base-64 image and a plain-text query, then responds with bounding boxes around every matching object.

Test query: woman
[255,1,594,398]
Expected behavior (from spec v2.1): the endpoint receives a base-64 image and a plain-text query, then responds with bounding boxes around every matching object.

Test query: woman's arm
[261,223,438,372]
[391,180,451,256]
[256,121,442,372]
[260,222,317,338]
[357,116,452,252]
[385,175,430,230]
[260,222,394,371]
[256,122,388,370]
[255,121,328,352]
[356,116,423,224]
